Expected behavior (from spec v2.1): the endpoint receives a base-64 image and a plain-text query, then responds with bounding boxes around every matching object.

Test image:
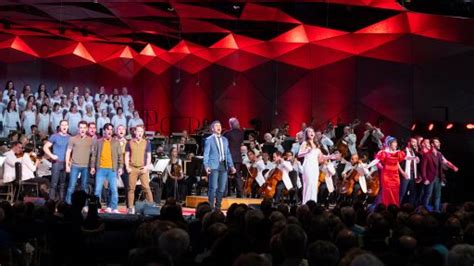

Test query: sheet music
[153,159,170,172]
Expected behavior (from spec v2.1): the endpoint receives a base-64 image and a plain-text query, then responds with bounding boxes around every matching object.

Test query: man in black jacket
[223,117,244,198]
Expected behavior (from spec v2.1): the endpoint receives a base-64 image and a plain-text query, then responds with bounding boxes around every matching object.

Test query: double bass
[259,167,283,199]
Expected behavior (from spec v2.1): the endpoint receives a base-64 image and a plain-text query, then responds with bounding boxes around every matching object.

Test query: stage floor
[186,195,263,210]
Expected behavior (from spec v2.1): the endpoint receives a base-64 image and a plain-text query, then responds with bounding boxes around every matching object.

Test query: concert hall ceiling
[0,0,473,72]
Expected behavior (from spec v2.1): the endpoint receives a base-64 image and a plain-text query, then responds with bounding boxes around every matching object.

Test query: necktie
[218,136,224,161]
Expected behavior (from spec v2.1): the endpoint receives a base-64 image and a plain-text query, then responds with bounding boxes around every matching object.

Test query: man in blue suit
[204,120,236,210]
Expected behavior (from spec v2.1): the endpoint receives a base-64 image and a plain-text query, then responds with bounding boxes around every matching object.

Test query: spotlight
[467,123,474,130]
[410,123,416,131]
[175,78,180,83]
[167,7,175,12]
[232,5,241,10]
[428,123,434,131]
[445,123,454,130]
[232,81,236,86]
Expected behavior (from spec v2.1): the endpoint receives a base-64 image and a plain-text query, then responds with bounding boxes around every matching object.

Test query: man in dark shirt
[421,139,445,212]
[223,117,244,198]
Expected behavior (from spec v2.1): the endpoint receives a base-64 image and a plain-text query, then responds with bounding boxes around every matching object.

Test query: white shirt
[97,116,110,133]
[50,110,64,132]
[21,153,36,181]
[274,160,293,190]
[320,135,334,153]
[214,134,225,161]
[245,159,267,186]
[3,150,20,183]
[66,112,82,135]
[37,158,52,178]
[344,133,357,155]
[128,118,144,130]
[4,110,20,129]
[262,160,274,171]
[83,113,96,124]
[111,114,127,129]
[121,95,133,109]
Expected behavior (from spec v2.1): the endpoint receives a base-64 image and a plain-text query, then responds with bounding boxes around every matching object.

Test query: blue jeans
[208,162,228,210]
[422,177,442,212]
[95,168,118,210]
[50,161,67,201]
[66,165,89,204]
[400,178,416,206]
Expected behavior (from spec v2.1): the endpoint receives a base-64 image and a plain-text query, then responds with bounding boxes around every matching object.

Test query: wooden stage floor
[185,195,263,210]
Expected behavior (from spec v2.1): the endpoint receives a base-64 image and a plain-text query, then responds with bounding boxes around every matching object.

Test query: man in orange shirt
[90,123,123,213]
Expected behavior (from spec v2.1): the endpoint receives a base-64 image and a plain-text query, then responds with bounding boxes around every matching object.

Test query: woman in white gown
[65,104,82,135]
[298,127,326,204]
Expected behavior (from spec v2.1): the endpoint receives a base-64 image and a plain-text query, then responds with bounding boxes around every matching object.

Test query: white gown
[301,148,321,204]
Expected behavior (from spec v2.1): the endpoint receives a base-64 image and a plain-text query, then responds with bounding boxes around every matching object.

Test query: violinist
[21,143,50,198]
[3,141,23,184]
[166,146,185,201]
[271,151,293,203]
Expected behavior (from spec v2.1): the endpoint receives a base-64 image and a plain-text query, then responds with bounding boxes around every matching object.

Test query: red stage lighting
[467,124,474,130]
[410,123,416,131]
[428,123,434,131]
[446,123,454,130]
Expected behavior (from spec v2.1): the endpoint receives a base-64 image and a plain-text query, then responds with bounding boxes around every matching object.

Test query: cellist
[265,151,293,203]
[243,150,266,198]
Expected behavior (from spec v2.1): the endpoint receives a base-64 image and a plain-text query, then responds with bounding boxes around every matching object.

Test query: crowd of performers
[208,118,459,212]
[1,113,459,214]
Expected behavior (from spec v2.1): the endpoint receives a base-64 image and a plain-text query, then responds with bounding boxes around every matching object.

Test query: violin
[171,163,182,178]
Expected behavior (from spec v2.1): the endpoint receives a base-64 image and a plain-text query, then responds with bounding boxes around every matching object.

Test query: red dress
[376,150,406,206]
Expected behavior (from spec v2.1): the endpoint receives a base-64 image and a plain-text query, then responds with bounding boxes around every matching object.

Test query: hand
[117,168,123,176]
[206,167,211,175]
[126,167,131,174]
[230,167,236,174]
[50,154,58,161]
[424,180,430,185]
[401,172,408,180]
[90,168,96,175]
[454,167,459,172]
[140,167,148,174]
[66,165,71,173]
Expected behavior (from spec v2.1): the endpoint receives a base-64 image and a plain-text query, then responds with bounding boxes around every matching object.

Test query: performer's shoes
[128,207,135,214]
[105,207,112,213]
[112,209,120,214]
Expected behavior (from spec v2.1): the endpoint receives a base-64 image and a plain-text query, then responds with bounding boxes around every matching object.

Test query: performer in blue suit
[203,120,236,210]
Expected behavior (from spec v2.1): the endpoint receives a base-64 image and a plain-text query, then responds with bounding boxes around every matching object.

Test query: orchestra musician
[223,117,244,198]
[165,146,185,202]
[243,149,266,198]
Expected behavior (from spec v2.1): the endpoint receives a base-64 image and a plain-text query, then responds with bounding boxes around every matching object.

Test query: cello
[339,166,360,197]
[259,167,283,199]
[243,164,258,197]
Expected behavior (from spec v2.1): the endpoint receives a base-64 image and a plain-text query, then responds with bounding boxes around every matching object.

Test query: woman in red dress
[371,136,406,206]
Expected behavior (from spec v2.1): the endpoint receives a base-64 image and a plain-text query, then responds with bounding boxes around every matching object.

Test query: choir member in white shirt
[128,110,144,131]
[36,90,48,107]
[34,83,47,99]
[76,96,87,115]
[120,87,133,111]
[94,86,106,102]
[72,86,80,104]
[65,104,82,135]
[84,90,94,106]
[21,143,50,198]
[3,100,20,137]
[18,85,32,111]
[60,97,70,114]
[0,91,6,115]
[111,107,127,131]
[109,100,121,117]
[37,104,51,136]
[96,109,110,136]
[51,88,62,105]
[98,94,109,113]
[2,141,23,183]
[3,80,16,104]
[125,102,136,119]
[50,103,64,133]
[82,105,96,124]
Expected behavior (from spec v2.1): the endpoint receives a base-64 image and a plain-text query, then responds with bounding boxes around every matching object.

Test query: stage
[186,195,263,210]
